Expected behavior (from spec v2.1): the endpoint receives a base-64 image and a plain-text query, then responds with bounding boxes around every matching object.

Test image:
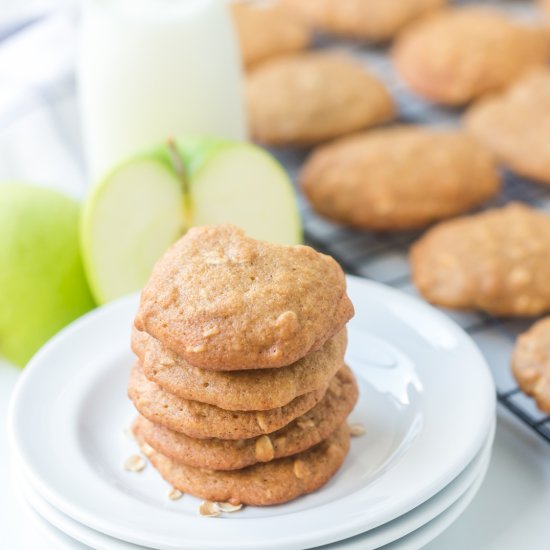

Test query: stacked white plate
[9,276,496,550]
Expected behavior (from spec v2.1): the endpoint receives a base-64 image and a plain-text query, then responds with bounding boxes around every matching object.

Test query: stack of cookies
[128,225,357,508]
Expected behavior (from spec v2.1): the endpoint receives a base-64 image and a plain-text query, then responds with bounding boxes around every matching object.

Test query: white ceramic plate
[13,421,495,550]
[9,276,496,550]
[323,421,494,549]
[19,470,490,550]
[14,466,490,550]
[379,446,491,550]
[12,469,87,550]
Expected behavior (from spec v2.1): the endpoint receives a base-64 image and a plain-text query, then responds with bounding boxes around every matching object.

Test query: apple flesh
[81,138,302,304]
[80,153,186,305]
[0,184,95,366]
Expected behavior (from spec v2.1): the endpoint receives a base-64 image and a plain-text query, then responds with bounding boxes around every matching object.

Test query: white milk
[78,0,247,180]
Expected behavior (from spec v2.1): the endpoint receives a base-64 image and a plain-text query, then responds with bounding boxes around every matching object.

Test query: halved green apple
[81,138,302,304]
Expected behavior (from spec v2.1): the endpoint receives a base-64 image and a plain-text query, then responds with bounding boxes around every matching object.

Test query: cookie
[301,126,500,231]
[540,0,550,21]
[279,0,446,42]
[392,7,550,105]
[132,327,347,411]
[134,422,350,506]
[231,3,311,69]
[465,69,550,185]
[245,52,394,146]
[132,364,357,470]
[135,225,354,370]
[512,318,550,413]
[411,203,550,316]
[128,363,328,440]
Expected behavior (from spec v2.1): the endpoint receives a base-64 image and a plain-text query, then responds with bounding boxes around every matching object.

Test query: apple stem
[166,138,192,223]
[167,138,188,192]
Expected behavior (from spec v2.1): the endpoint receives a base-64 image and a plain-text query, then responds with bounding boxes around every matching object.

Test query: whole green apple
[0,184,95,366]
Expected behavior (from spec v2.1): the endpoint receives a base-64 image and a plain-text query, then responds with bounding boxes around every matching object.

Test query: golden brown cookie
[135,225,354,370]
[301,126,500,231]
[465,69,550,185]
[134,422,350,506]
[231,3,311,69]
[132,327,347,411]
[132,364,357,470]
[279,0,446,42]
[411,203,550,317]
[245,52,394,146]
[392,7,550,105]
[540,0,550,22]
[128,363,328,440]
[512,318,550,413]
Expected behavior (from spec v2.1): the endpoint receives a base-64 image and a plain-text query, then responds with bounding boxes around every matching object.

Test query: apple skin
[175,136,223,175]
[0,184,95,366]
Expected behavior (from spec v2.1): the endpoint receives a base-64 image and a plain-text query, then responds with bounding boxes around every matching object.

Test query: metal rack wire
[300,213,550,444]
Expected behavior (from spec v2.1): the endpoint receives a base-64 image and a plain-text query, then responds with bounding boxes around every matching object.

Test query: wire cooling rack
[1,3,549,443]
[276,161,550,445]
[272,0,550,444]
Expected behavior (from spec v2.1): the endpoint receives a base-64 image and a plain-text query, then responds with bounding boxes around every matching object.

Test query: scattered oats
[124,454,146,472]
[123,427,136,441]
[199,500,221,517]
[349,423,366,437]
[216,502,243,513]
[140,443,155,458]
[168,488,183,501]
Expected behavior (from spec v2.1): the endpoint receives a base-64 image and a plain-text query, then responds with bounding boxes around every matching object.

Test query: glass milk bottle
[78,0,247,180]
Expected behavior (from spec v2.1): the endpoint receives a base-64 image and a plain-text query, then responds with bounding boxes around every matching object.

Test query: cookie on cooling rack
[279,0,446,42]
[465,69,550,185]
[512,317,550,413]
[300,125,500,231]
[392,6,550,105]
[411,203,550,316]
[245,52,394,146]
[231,3,311,69]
